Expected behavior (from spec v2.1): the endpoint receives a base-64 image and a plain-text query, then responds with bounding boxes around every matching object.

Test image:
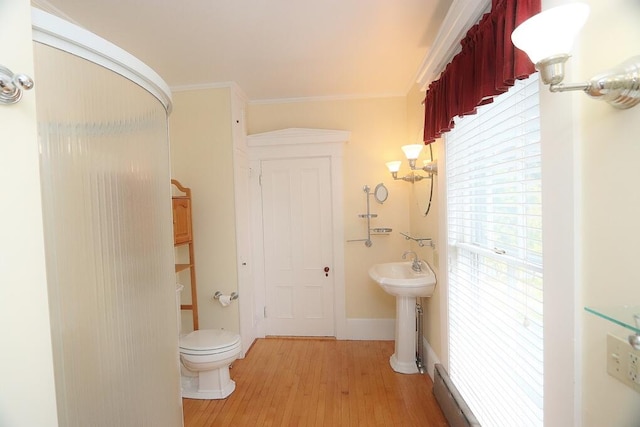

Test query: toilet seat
[179,329,241,356]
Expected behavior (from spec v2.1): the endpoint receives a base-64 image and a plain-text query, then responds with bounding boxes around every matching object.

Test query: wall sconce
[511,3,640,109]
[385,144,438,183]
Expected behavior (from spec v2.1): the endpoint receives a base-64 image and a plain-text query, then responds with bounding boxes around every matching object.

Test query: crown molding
[249,92,405,105]
[415,0,490,91]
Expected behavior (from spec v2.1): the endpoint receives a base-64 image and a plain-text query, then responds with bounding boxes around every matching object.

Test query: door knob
[324,266,330,277]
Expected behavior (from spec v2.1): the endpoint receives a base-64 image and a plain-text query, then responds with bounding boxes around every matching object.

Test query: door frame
[248,128,349,340]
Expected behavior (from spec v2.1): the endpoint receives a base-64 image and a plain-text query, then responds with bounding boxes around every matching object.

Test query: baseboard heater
[433,364,481,427]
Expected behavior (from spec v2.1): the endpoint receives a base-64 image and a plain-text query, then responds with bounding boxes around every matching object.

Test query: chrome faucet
[402,250,422,272]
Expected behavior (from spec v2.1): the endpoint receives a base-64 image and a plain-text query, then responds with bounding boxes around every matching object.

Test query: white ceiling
[36,0,452,101]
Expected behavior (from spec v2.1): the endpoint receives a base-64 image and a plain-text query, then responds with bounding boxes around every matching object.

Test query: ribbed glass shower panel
[35,43,182,427]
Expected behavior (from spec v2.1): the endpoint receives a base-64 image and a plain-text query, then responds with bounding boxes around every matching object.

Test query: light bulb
[385,161,402,173]
[511,3,590,64]
[401,144,423,160]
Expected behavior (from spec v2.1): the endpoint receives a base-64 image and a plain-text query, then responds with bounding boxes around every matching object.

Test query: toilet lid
[179,329,240,353]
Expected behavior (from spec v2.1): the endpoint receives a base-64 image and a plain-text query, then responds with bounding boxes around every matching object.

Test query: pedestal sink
[369,260,436,374]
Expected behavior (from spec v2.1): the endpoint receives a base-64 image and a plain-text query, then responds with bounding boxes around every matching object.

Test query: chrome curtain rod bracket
[0,64,34,105]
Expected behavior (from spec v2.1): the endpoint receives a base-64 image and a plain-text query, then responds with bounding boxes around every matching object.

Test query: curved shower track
[31,8,172,112]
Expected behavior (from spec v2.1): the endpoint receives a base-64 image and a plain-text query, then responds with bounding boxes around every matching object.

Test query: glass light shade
[386,161,402,173]
[511,3,590,64]
[401,144,424,160]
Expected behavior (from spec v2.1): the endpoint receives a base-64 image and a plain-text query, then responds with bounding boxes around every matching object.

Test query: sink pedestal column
[390,295,419,374]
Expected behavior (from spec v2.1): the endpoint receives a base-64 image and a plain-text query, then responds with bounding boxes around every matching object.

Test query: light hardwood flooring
[182,338,449,426]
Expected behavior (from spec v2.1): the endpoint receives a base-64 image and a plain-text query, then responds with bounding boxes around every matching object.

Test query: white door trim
[248,128,349,340]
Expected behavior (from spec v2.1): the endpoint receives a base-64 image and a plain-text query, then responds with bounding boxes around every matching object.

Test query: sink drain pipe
[416,301,426,374]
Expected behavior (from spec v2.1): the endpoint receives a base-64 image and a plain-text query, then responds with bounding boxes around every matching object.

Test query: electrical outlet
[607,333,640,393]
[630,352,639,368]
[630,352,640,385]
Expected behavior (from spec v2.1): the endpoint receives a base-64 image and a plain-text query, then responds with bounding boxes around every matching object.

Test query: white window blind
[446,73,542,427]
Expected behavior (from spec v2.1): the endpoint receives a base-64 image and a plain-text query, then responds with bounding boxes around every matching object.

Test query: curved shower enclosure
[32,9,181,426]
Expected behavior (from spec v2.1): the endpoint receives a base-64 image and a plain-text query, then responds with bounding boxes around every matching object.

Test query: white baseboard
[346,318,395,340]
[422,335,442,381]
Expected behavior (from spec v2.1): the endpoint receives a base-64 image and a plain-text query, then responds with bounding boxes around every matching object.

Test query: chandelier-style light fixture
[385,144,437,183]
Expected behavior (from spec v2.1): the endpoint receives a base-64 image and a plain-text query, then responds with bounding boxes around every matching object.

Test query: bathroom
[3,0,640,426]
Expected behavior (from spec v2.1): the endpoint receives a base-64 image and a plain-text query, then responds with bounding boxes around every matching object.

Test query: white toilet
[179,329,241,399]
[176,285,242,400]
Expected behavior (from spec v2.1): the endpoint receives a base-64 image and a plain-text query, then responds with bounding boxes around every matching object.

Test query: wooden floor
[182,338,449,426]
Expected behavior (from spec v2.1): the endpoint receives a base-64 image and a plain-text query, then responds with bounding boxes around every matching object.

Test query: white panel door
[261,157,334,336]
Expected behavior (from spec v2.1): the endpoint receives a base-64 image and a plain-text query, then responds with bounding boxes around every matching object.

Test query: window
[446,73,542,426]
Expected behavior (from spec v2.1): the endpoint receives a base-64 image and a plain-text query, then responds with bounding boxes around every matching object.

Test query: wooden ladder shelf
[171,179,199,330]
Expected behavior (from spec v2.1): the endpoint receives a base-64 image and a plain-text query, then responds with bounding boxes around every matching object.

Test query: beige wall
[249,97,415,319]
[577,0,640,424]
[169,88,445,335]
[169,87,240,333]
[0,1,59,426]
[405,83,445,360]
[170,87,441,334]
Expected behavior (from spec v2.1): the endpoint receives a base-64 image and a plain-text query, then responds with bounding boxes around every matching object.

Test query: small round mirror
[373,183,388,204]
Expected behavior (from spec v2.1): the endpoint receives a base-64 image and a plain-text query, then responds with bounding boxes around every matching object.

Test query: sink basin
[369,259,437,374]
[368,260,436,297]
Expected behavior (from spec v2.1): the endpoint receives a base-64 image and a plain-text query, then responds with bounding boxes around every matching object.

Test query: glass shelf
[585,306,640,334]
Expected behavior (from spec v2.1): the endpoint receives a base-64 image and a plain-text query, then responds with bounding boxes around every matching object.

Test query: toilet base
[180,367,236,399]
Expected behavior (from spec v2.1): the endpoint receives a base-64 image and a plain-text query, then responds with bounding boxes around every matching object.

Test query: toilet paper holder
[213,291,238,301]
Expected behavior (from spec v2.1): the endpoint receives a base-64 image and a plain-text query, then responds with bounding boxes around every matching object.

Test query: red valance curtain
[423,0,541,144]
